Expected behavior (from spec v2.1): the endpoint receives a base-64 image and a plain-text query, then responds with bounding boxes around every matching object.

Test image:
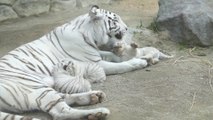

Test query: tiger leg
[59,90,106,106]
[50,102,110,120]
[0,111,40,120]
[98,58,147,75]
[29,88,110,120]
[139,54,153,60]
[99,50,123,62]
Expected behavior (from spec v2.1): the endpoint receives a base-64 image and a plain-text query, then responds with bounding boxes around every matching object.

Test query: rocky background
[156,0,213,46]
[1,0,213,46]
[0,0,110,22]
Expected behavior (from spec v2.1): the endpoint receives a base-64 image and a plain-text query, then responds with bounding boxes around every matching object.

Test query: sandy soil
[1,0,213,120]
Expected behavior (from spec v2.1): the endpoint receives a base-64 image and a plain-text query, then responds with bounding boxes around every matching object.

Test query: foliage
[136,20,144,29]
[147,18,159,32]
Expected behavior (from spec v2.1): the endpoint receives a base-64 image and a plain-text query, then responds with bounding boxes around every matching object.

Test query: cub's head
[88,5,128,51]
[112,42,139,57]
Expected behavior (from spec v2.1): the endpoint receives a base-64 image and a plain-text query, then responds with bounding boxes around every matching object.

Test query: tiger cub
[112,42,174,65]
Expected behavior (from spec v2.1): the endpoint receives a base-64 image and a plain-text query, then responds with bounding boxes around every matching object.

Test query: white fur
[100,43,173,65]
[137,47,174,64]
[0,6,147,120]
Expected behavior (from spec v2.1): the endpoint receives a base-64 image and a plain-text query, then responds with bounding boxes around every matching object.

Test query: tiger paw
[87,108,110,120]
[127,58,148,69]
[90,91,106,105]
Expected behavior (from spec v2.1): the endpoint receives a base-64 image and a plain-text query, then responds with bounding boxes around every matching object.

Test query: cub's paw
[127,58,148,69]
[86,108,110,120]
[90,91,106,105]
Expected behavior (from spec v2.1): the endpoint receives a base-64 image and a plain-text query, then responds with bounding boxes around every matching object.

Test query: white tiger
[0,5,147,120]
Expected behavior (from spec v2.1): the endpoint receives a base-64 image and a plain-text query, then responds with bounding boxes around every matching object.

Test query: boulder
[0,0,16,5]
[156,0,213,46]
[0,5,18,22]
[13,0,50,17]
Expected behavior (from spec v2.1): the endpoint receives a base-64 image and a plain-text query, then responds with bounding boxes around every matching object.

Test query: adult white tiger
[0,5,147,120]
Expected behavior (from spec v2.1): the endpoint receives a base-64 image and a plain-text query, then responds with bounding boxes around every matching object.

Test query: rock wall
[0,0,111,22]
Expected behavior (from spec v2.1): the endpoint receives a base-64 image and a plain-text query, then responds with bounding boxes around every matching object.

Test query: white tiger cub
[0,5,148,120]
[53,59,106,94]
[100,42,173,65]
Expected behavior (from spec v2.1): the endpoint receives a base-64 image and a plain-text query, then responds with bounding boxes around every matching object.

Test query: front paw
[127,58,148,69]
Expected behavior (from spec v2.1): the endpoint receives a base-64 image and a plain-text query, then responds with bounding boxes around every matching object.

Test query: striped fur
[0,5,148,120]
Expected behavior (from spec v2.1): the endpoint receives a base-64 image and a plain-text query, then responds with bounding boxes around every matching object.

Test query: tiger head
[88,5,128,51]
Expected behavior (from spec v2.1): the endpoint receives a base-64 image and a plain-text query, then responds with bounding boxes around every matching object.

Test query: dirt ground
[1,0,213,120]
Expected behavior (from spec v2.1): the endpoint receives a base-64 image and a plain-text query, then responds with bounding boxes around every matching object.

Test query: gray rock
[51,0,76,12]
[156,0,213,46]
[13,0,50,17]
[0,5,18,22]
[0,0,16,5]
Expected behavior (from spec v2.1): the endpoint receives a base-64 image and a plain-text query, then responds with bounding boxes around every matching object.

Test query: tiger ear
[89,5,103,20]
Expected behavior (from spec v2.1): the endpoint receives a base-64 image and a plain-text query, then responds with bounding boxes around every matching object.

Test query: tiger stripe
[0,5,128,119]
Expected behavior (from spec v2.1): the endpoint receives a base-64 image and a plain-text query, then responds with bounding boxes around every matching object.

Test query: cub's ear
[130,42,139,48]
[89,5,103,20]
[90,5,99,14]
